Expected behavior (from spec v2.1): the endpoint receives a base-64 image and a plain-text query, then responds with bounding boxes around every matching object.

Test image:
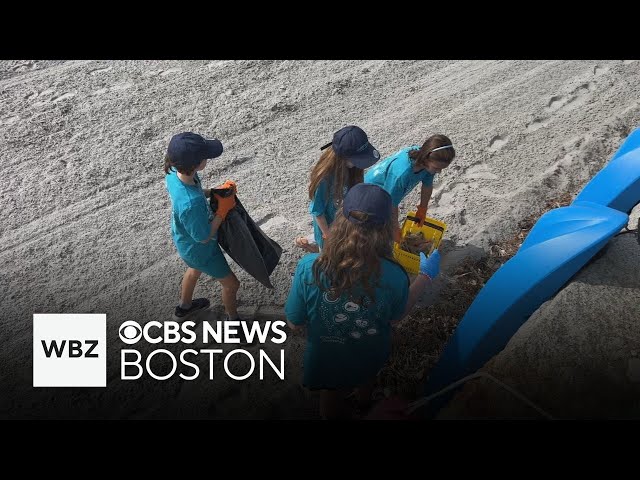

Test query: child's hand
[215,193,236,219]
[221,180,237,194]
[419,249,440,280]
[394,226,403,244]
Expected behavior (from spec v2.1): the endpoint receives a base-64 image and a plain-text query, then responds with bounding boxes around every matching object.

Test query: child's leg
[218,271,240,319]
[354,378,377,410]
[180,268,203,306]
[173,267,210,320]
[320,389,350,419]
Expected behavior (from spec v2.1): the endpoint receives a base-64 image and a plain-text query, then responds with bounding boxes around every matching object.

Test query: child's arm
[286,320,303,333]
[201,192,236,243]
[392,206,402,243]
[394,250,441,323]
[315,214,331,240]
[397,275,431,321]
[416,184,433,226]
[388,180,406,242]
[418,184,433,210]
[201,215,224,243]
[310,180,331,239]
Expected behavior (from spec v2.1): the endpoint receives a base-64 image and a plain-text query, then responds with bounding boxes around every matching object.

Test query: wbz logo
[33,314,106,387]
[41,339,99,358]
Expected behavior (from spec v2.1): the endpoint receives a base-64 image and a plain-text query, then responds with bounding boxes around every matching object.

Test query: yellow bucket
[393,212,447,275]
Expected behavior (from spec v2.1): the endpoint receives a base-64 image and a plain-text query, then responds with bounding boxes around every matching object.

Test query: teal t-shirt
[364,146,434,207]
[165,169,216,264]
[285,253,410,389]
[308,177,347,249]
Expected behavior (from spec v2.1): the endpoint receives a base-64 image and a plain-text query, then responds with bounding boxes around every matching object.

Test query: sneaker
[173,298,210,320]
[224,315,257,346]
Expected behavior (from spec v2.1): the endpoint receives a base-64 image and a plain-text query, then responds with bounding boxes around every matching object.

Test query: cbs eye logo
[119,321,142,344]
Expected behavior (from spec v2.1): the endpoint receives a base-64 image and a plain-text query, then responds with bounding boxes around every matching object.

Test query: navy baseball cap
[167,132,223,168]
[343,183,392,226]
[321,125,381,169]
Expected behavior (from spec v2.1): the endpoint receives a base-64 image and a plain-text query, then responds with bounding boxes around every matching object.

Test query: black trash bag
[211,189,282,289]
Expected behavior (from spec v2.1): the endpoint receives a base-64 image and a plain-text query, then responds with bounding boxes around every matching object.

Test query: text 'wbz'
[120,320,288,381]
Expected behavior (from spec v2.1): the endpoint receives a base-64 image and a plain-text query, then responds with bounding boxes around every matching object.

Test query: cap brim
[203,139,224,159]
[347,143,381,169]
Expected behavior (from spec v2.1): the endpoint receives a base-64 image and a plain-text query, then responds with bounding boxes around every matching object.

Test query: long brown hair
[312,209,399,304]
[409,134,456,169]
[308,147,364,205]
[164,154,197,175]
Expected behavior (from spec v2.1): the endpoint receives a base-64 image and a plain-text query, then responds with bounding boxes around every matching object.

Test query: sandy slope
[1,60,639,419]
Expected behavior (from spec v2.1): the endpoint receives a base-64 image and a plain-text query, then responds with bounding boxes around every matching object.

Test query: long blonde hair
[312,209,400,304]
[308,148,364,205]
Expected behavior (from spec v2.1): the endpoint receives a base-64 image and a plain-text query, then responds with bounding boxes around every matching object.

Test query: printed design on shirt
[319,302,345,343]
[323,292,340,304]
[333,313,348,323]
[354,318,368,328]
[368,301,394,336]
[343,301,360,313]
[320,295,382,342]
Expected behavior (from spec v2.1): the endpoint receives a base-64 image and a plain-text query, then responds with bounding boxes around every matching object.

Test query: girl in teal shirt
[164,132,240,323]
[285,183,441,419]
[295,125,380,252]
[365,134,456,242]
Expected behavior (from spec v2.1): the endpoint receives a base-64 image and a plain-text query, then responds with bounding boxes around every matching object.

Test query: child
[364,134,455,242]
[285,183,441,419]
[164,132,243,326]
[295,125,381,253]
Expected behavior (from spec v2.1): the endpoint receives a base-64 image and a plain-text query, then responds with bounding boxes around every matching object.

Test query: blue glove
[419,249,440,279]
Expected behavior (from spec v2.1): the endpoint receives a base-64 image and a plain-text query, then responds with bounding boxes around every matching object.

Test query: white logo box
[33,313,106,387]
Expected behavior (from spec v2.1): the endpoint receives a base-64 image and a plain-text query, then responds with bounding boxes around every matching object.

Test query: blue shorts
[176,239,232,279]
